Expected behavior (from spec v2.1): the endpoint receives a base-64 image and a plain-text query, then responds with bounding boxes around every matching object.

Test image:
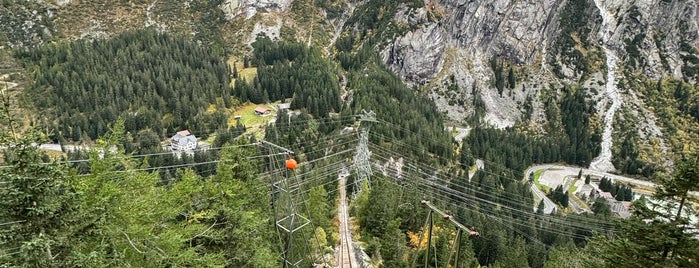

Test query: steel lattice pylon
[352,110,377,193]
[259,140,309,268]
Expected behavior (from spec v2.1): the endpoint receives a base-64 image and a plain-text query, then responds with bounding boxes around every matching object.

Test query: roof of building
[599,192,614,200]
[278,103,291,109]
[172,130,196,143]
[255,107,270,114]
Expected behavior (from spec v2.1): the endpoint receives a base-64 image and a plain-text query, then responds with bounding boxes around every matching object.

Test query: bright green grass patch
[228,57,258,87]
[568,182,578,194]
[230,102,277,128]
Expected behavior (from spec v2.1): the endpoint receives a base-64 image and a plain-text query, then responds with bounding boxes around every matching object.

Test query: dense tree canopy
[17,29,233,142]
[0,121,279,267]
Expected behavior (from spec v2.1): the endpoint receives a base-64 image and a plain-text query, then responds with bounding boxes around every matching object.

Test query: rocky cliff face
[373,0,697,168]
[382,10,446,85]
[382,0,698,85]
[221,0,292,19]
[1,0,697,170]
[442,0,559,65]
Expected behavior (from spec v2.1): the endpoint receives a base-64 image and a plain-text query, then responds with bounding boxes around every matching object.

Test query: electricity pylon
[352,110,377,193]
[259,140,310,268]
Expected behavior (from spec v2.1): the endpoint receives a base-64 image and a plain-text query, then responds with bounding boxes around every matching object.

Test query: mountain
[1,0,697,174]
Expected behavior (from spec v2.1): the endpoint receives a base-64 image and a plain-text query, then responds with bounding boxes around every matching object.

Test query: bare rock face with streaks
[382,22,446,86]
[442,0,559,64]
[220,0,292,19]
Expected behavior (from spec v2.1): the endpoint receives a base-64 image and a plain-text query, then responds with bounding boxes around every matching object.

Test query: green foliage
[189,0,228,56]
[591,198,611,217]
[494,237,530,268]
[343,0,423,48]
[612,127,658,177]
[234,37,341,118]
[489,57,517,94]
[549,185,569,208]
[558,86,601,166]
[213,122,246,148]
[598,177,633,201]
[17,29,233,141]
[544,247,592,268]
[467,127,560,172]
[584,152,699,267]
[507,67,516,89]
[307,185,332,233]
[380,219,407,267]
[550,0,592,77]
[315,0,345,20]
[0,130,77,267]
[460,142,475,168]
[468,86,487,125]
[629,77,699,155]
[346,52,453,163]
[358,177,400,239]
[0,122,280,266]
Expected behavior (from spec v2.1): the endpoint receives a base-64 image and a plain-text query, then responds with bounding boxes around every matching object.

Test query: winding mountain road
[525,164,699,214]
[524,166,557,214]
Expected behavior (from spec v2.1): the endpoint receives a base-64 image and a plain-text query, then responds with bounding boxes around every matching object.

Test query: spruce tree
[586,152,699,267]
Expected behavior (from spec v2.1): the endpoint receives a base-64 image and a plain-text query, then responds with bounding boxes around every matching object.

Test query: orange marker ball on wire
[285,158,298,170]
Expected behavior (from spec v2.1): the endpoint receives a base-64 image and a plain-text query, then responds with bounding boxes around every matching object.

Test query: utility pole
[410,200,479,268]
[352,110,377,193]
[259,140,309,267]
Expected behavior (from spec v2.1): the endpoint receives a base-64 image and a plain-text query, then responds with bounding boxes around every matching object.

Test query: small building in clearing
[171,130,197,151]
[254,107,271,116]
[278,103,291,111]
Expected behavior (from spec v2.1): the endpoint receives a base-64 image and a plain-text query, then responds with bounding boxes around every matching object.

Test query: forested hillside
[1,0,698,267]
[234,36,341,119]
[16,29,233,142]
[0,122,280,267]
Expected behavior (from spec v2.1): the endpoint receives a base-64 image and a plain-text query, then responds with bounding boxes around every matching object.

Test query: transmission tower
[352,110,377,193]
[259,140,310,268]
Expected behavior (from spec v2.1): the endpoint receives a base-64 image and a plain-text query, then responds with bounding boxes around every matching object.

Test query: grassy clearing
[231,102,277,127]
[568,180,578,194]
[230,102,278,140]
[227,57,258,87]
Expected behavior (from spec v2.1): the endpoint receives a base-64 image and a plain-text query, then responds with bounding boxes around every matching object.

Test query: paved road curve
[524,166,558,214]
[525,164,699,214]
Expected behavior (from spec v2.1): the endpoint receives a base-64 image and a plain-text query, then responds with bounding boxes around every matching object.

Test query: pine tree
[0,130,77,266]
[586,152,699,267]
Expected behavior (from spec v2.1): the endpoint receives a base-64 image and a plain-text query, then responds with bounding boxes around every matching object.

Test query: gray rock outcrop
[221,0,292,19]
[382,22,446,85]
[441,0,560,65]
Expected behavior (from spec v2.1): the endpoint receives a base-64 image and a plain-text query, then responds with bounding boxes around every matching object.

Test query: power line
[368,143,616,231]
